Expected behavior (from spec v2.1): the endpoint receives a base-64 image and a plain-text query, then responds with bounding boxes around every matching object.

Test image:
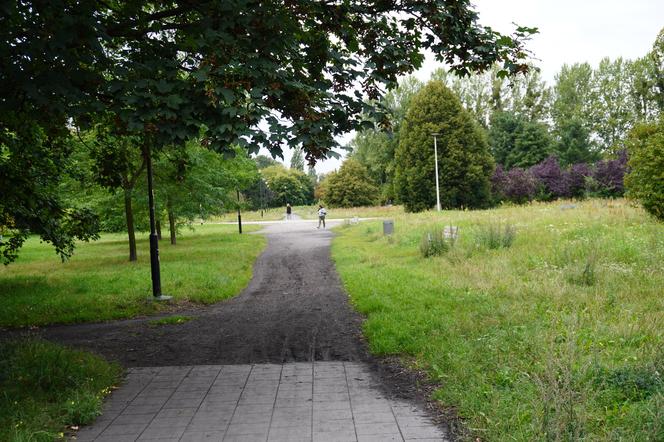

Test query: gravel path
[36,220,366,366]
[28,220,454,440]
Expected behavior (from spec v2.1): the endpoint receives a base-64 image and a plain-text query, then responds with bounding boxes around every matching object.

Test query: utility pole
[432,132,442,212]
[143,143,171,301]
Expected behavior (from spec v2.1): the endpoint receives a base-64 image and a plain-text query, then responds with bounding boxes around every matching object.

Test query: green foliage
[552,63,599,152]
[254,155,280,170]
[321,159,379,207]
[593,57,635,152]
[1,1,535,263]
[395,81,494,212]
[474,223,516,249]
[350,130,397,203]
[651,28,664,112]
[152,143,259,231]
[419,229,455,258]
[0,117,100,264]
[261,165,314,206]
[350,76,424,204]
[625,117,664,221]
[290,148,305,171]
[554,119,598,166]
[0,339,121,441]
[434,66,551,126]
[490,111,553,168]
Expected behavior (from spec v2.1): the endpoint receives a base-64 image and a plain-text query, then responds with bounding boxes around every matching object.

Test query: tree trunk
[156,220,162,240]
[124,189,137,261]
[168,207,176,245]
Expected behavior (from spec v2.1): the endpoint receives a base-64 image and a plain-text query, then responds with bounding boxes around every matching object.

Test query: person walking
[286,203,292,220]
[317,204,327,229]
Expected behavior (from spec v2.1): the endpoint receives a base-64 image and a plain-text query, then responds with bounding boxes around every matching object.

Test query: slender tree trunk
[168,208,176,245]
[124,188,137,261]
[156,220,162,240]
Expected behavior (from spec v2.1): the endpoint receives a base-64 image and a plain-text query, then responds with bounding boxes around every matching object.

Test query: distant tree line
[325,28,663,215]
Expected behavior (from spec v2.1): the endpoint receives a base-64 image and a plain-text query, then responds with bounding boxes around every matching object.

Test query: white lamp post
[432,132,441,211]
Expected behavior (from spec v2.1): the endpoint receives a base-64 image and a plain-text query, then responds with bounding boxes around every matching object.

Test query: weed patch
[474,222,516,249]
[419,229,456,257]
[0,339,121,441]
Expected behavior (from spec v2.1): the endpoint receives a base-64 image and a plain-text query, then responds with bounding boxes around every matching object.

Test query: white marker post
[432,132,441,211]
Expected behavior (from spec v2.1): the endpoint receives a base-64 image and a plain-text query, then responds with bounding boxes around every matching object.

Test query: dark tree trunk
[168,209,176,245]
[156,220,162,240]
[124,189,137,261]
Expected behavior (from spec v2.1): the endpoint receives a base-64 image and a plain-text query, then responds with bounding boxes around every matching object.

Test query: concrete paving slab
[70,362,447,442]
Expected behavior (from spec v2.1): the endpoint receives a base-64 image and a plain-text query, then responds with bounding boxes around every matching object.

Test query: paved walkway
[74,362,446,442]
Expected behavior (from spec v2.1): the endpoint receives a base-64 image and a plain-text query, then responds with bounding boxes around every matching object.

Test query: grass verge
[0,224,265,327]
[332,199,664,440]
[212,204,405,222]
[0,339,121,442]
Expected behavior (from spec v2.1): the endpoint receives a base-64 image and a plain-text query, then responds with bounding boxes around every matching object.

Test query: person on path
[286,203,292,220]
[317,204,327,229]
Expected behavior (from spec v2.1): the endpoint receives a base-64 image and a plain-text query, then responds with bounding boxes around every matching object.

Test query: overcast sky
[268,0,664,174]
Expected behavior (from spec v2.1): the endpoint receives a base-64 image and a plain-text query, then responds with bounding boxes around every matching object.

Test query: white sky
[266,0,664,174]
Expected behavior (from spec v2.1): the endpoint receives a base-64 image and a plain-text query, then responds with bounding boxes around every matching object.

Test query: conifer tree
[395,81,494,212]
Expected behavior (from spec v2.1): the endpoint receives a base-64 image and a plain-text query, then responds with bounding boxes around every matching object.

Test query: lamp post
[431,132,442,211]
[142,143,171,301]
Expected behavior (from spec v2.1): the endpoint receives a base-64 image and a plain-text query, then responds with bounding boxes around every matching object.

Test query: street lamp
[431,132,442,211]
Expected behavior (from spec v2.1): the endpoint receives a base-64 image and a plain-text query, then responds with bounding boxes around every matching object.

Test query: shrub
[530,156,569,199]
[491,164,509,202]
[590,150,628,197]
[475,223,516,249]
[504,168,538,204]
[419,229,455,257]
[625,118,664,221]
[567,163,592,198]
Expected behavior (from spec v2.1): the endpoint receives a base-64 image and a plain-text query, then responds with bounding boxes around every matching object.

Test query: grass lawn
[0,339,121,442]
[212,207,289,222]
[332,199,664,440]
[294,204,404,220]
[0,224,265,327]
[212,204,405,222]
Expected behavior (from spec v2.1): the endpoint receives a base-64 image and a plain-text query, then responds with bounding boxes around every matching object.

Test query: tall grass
[0,339,121,441]
[332,199,664,440]
[0,224,265,327]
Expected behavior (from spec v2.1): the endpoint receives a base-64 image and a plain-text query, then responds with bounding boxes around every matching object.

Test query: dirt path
[33,220,369,366]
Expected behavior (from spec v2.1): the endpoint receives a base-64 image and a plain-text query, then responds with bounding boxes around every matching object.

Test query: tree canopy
[1,0,536,262]
[320,159,379,208]
[395,81,494,212]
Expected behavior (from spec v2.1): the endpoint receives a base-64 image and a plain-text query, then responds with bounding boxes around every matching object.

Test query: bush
[419,229,455,257]
[530,156,569,199]
[590,150,628,197]
[491,165,509,203]
[504,168,538,204]
[475,223,516,249]
[567,163,592,198]
[625,118,664,221]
